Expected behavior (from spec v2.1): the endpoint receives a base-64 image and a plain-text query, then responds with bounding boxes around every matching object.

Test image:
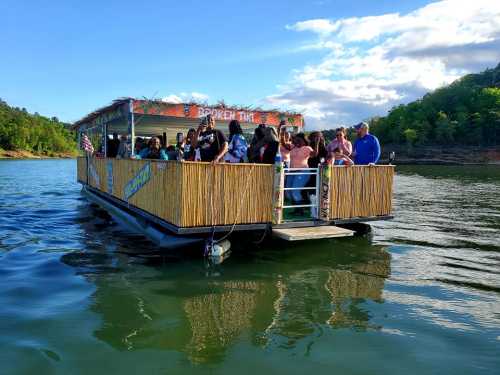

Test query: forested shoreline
[1,63,499,161]
[368,63,500,148]
[0,99,77,158]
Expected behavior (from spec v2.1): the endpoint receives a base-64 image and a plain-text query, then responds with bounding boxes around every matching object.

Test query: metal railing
[282,167,320,218]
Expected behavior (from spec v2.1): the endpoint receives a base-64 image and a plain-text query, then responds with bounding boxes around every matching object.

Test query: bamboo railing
[77,157,273,227]
[179,162,273,227]
[329,166,394,220]
[76,158,393,227]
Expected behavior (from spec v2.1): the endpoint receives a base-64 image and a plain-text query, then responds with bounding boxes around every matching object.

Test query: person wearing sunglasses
[327,127,352,163]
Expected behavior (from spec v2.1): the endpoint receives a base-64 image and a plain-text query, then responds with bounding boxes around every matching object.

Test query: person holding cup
[327,127,352,163]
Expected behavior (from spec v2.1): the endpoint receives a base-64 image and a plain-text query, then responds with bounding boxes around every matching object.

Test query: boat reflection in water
[61,234,390,364]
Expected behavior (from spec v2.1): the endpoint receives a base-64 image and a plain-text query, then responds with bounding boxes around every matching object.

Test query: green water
[0,161,499,374]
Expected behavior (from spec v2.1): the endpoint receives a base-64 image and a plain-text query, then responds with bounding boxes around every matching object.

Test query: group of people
[278,122,380,205]
[107,115,380,166]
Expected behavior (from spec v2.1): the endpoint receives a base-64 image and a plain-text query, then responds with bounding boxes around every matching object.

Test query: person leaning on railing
[192,115,228,163]
[116,135,130,159]
[182,128,197,161]
[132,136,168,160]
[352,122,381,165]
[134,137,146,155]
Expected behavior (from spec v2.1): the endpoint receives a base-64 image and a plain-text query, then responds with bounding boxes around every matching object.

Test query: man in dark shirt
[107,133,120,157]
[193,115,228,162]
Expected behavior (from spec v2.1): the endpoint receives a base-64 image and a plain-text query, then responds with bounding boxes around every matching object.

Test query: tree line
[368,63,500,147]
[0,99,77,155]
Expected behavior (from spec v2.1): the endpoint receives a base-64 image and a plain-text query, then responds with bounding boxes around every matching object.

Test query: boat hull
[82,186,203,249]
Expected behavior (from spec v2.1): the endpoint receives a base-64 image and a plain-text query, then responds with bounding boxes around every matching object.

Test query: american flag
[81,134,94,153]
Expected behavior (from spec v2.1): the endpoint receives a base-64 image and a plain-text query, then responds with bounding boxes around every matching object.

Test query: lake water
[0,160,499,374]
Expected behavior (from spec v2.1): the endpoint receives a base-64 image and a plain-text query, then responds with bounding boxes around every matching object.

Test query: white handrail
[284,172,317,176]
[283,187,316,191]
[283,204,315,209]
[282,167,320,220]
[284,167,318,171]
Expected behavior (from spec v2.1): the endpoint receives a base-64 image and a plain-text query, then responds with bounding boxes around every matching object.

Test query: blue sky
[1,0,499,128]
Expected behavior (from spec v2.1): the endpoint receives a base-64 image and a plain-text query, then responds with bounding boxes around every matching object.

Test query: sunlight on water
[0,160,499,374]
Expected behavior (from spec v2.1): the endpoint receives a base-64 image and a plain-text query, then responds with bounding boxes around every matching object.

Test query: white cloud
[162,92,209,104]
[268,0,500,129]
[161,94,183,104]
[287,19,340,35]
[190,92,209,102]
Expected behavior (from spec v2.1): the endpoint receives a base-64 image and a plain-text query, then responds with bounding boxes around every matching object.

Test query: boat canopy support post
[103,122,107,157]
[128,99,135,157]
[319,164,331,221]
[272,162,285,224]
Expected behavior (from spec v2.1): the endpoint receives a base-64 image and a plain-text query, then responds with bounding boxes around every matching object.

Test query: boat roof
[72,98,304,131]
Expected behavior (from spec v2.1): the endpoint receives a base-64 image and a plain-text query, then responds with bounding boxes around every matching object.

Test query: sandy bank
[0,149,77,159]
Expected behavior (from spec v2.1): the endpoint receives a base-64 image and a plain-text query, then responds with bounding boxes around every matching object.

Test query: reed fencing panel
[79,158,392,227]
[77,157,87,183]
[329,166,394,219]
[79,158,273,227]
[110,159,184,226]
[179,162,273,227]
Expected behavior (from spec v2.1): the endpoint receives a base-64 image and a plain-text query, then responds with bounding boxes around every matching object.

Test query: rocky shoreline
[0,149,77,159]
[379,145,500,165]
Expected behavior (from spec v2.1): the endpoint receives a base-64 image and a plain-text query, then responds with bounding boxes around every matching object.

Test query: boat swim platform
[272,226,354,241]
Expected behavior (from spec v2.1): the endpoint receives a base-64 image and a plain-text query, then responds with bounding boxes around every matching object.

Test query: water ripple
[0,160,499,373]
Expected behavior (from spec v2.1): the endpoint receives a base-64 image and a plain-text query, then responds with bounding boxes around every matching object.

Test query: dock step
[272,225,354,241]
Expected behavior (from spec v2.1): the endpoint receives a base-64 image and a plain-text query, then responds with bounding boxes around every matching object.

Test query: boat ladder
[282,167,320,221]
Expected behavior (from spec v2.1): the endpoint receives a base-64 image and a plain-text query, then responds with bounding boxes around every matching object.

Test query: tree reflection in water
[62,229,391,364]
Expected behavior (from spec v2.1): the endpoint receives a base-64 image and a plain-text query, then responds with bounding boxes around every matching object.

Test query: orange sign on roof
[133,99,303,127]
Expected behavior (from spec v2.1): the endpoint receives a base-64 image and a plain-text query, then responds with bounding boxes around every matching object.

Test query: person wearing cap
[192,114,228,162]
[353,122,380,165]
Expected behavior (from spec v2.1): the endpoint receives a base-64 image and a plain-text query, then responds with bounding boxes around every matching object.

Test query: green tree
[368,63,500,147]
[403,128,417,147]
[0,100,77,154]
[434,112,455,144]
